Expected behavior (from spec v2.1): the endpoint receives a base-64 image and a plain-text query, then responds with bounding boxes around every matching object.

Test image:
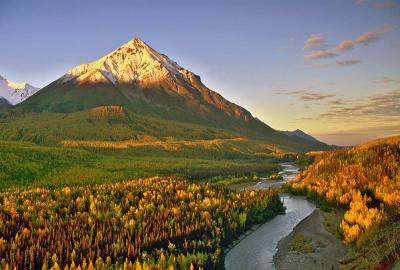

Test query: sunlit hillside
[286,136,400,269]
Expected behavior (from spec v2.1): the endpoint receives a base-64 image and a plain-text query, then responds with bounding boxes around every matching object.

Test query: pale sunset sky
[0,0,399,145]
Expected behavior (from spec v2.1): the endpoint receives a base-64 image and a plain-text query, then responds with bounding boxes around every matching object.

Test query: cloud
[328,99,346,105]
[354,31,379,45]
[304,50,337,59]
[296,117,314,121]
[373,76,400,84]
[304,34,326,50]
[316,89,400,146]
[336,59,362,66]
[373,0,398,9]
[274,89,336,101]
[336,40,355,51]
[320,89,400,120]
[336,25,392,51]
[305,25,393,60]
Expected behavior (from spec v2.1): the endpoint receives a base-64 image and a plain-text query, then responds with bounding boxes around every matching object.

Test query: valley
[1,3,399,268]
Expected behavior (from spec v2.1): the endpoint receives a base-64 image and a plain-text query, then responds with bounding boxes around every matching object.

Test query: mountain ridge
[8,38,330,151]
[280,129,319,142]
[0,75,39,105]
[18,38,263,128]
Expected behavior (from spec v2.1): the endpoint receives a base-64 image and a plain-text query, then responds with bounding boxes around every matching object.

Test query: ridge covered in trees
[285,136,400,269]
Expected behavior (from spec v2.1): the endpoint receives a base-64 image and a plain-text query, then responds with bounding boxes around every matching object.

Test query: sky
[0,0,399,146]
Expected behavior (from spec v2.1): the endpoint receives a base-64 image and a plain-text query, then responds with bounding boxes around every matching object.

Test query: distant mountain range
[280,129,319,142]
[2,38,330,152]
[0,75,39,105]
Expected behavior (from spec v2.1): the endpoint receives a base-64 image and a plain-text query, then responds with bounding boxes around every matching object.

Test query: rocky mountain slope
[0,75,39,105]
[19,38,256,127]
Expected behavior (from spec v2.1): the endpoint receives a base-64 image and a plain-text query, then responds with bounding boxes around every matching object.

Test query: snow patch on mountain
[61,38,189,85]
[0,75,40,105]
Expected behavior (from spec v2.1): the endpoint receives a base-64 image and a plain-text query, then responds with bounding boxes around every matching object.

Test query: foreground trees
[0,177,284,269]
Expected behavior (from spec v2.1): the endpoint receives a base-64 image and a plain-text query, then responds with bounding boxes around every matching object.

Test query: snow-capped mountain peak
[61,37,187,85]
[0,75,40,105]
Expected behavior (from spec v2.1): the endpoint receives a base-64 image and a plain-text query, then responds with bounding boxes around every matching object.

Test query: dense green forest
[0,106,329,152]
[0,140,286,191]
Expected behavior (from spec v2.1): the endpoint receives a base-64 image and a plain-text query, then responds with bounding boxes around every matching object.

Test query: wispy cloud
[373,76,400,84]
[336,40,355,51]
[336,59,362,66]
[296,117,314,121]
[320,89,400,120]
[354,31,380,45]
[328,99,346,105]
[336,32,378,51]
[274,89,336,101]
[304,25,393,61]
[304,50,337,59]
[336,25,392,51]
[304,34,326,50]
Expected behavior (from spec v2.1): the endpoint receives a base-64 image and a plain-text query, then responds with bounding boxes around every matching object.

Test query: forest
[0,140,288,191]
[0,177,285,270]
[284,136,400,269]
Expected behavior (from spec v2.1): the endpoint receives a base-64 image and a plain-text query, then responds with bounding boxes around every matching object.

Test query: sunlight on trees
[0,177,284,269]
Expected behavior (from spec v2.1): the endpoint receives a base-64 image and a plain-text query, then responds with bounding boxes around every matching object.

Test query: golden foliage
[62,137,246,151]
[289,136,400,243]
[0,177,282,269]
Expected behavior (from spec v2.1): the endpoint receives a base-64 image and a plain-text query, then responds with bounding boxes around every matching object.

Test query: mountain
[0,75,39,105]
[19,38,256,128]
[7,38,329,151]
[280,129,319,142]
[0,97,11,109]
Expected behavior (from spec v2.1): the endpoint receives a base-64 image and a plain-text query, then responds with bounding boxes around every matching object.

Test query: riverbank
[224,163,316,270]
[224,194,315,270]
[273,209,347,270]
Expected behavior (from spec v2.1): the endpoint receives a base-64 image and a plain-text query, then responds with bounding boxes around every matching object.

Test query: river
[224,163,316,270]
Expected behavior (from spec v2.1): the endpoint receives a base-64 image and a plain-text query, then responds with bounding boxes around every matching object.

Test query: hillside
[286,136,400,269]
[0,105,328,152]
[2,38,329,152]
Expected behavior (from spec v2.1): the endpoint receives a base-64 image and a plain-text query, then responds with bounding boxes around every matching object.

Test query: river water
[224,163,316,270]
